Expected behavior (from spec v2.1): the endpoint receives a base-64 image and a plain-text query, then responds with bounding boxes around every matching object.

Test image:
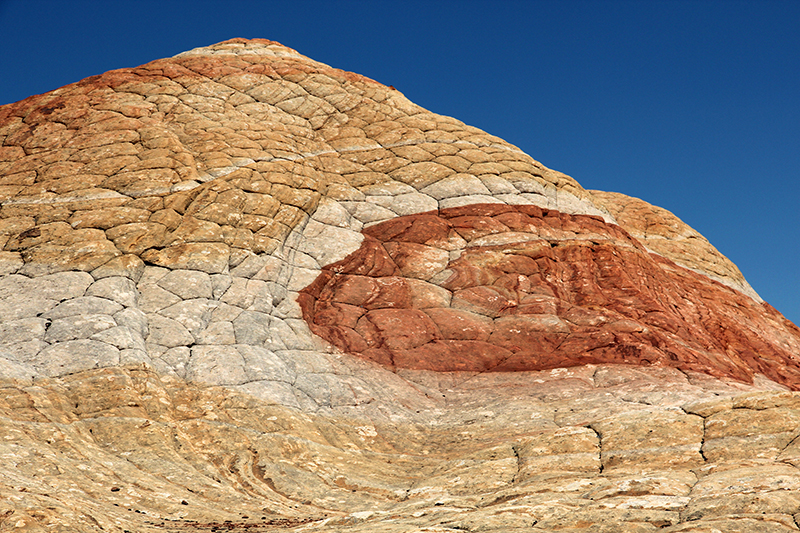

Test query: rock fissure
[586,424,604,474]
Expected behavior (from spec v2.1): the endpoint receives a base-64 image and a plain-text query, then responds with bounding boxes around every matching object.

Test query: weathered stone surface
[141,243,230,273]
[85,275,138,307]
[145,314,194,347]
[515,426,601,476]
[90,253,145,281]
[34,339,120,376]
[1,38,799,532]
[702,406,800,462]
[1,366,799,532]
[592,409,704,470]
[44,313,117,342]
[301,204,800,389]
[590,190,762,301]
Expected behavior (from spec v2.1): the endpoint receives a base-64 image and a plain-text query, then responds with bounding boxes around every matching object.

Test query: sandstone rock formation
[299,203,800,387]
[2,38,800,532]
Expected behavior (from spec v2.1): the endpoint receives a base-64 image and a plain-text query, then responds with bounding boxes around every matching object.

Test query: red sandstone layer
[300,204,800,389]
[0,38,380,127]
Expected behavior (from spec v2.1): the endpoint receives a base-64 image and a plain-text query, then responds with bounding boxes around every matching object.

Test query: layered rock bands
[2,38,800,532]
[301,203,800,388]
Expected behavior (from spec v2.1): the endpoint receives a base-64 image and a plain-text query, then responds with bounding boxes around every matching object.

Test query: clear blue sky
[1,0,798,325]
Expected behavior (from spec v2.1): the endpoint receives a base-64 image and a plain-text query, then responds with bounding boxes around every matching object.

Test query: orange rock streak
[300,204,800,388]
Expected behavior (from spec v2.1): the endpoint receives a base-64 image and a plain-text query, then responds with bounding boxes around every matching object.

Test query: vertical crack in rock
[699,414,709,463]
[586,424,605,474]
[510,443,522,484]
[780,432,800,459]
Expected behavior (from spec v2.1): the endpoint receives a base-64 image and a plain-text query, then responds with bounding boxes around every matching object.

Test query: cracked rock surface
[2,38,800,532]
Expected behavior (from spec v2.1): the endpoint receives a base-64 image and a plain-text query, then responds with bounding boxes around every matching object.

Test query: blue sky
[1,0,798,325]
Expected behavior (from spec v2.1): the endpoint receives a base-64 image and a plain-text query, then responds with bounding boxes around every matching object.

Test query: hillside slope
[2,38,800,532]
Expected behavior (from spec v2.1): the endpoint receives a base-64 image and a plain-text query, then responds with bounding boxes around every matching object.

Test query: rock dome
[2,38,800,532]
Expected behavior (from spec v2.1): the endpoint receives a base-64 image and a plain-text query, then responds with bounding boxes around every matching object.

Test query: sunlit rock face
[2,38,800,532]
[300,203,800,387]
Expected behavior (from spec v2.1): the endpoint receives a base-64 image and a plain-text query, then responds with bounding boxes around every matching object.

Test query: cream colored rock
[592,409,705,470]
[515,426,601,477]
[1,366,799,532]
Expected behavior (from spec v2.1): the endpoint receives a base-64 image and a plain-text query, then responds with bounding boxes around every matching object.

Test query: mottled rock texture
[300,203,800,388]
[590,190,761,300]
[2,38,800,532]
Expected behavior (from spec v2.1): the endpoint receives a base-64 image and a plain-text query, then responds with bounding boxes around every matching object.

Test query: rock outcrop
[2,38,800,532]
[299,203,800,387]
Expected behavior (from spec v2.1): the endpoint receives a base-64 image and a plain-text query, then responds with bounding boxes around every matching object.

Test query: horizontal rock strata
[2,366,800,532]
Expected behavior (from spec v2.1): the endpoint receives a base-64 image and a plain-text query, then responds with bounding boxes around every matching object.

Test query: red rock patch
[299,204,800,389]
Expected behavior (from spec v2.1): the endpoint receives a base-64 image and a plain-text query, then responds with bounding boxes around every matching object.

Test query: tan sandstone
[1,38,799,532]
